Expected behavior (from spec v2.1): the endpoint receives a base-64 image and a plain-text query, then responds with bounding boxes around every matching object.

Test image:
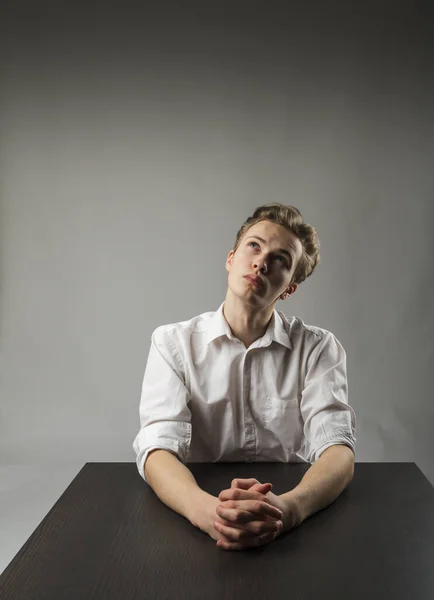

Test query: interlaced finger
[215,516,282,537]
[216,528,280,551]
[219,487,273,504]
[231,478,263,489]
[218,499,283,521]
[216,505,259,523]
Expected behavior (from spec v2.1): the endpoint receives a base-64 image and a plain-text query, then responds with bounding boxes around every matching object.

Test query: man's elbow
[342,445,355,483]
[144,448,180,483]
[322,444,355,483]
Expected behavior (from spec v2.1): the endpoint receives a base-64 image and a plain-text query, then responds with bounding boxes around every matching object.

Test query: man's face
[225,220,303,307]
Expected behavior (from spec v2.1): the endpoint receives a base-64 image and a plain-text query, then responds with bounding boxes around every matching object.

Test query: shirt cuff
[313,432,356,463]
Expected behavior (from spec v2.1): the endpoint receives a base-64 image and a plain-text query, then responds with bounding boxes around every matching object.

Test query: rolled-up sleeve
[132,326,192,482]
[298,332,356,464]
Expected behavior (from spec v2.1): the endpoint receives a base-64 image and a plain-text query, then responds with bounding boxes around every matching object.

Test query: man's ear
[225,250,235,273]
[280,282,298,300]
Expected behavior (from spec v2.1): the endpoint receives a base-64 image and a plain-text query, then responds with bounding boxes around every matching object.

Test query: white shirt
[133,302,357,482]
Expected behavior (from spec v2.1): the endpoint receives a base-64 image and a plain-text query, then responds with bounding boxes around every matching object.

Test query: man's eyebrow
[245,235,294,260]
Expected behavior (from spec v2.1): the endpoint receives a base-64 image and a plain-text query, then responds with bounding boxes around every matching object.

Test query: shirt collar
[205,302,292,349]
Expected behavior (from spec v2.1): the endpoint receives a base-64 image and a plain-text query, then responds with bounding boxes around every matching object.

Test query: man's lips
[244,275,264,288]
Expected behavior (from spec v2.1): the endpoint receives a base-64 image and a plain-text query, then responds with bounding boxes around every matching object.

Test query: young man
[133,204,356,551]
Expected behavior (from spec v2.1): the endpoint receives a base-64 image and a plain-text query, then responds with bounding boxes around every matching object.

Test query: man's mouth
[244,275,264,288]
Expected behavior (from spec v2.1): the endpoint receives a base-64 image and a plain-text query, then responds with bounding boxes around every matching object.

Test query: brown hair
[233,203,320,285]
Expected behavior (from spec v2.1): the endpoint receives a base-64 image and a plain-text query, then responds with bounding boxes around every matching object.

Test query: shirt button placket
[243,351,256,462]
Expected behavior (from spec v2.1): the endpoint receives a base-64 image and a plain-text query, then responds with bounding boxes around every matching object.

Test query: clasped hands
[212,478,293,551]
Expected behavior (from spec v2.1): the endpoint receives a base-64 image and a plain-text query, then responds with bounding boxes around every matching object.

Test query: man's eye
[275,256,289,268]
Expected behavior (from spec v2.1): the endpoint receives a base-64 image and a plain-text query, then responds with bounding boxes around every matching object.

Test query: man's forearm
[279,445,355,530]
[144,449,212,525]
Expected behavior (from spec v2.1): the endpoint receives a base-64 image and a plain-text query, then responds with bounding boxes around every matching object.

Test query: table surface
[0,462,433,600]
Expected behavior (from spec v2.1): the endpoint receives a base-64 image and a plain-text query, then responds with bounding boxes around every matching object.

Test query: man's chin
[235,293,266,307]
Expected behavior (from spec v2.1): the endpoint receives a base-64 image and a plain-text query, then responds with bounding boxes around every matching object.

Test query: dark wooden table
[1,462,433,599]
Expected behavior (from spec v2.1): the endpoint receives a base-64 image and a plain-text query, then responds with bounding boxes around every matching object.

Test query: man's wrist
[278,491,305,531]
[188,489,218,528]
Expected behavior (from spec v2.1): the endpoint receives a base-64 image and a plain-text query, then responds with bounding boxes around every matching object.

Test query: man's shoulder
[277,311,336,344]
[152,308,216,340]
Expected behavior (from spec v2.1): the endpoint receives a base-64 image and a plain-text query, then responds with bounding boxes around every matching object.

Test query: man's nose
[253,257,268,273]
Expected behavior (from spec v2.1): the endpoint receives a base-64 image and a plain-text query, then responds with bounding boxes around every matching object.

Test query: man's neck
[222,292,276,349]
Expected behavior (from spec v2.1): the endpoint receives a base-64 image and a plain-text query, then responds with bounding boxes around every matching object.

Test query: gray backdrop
[1,0,433,495]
